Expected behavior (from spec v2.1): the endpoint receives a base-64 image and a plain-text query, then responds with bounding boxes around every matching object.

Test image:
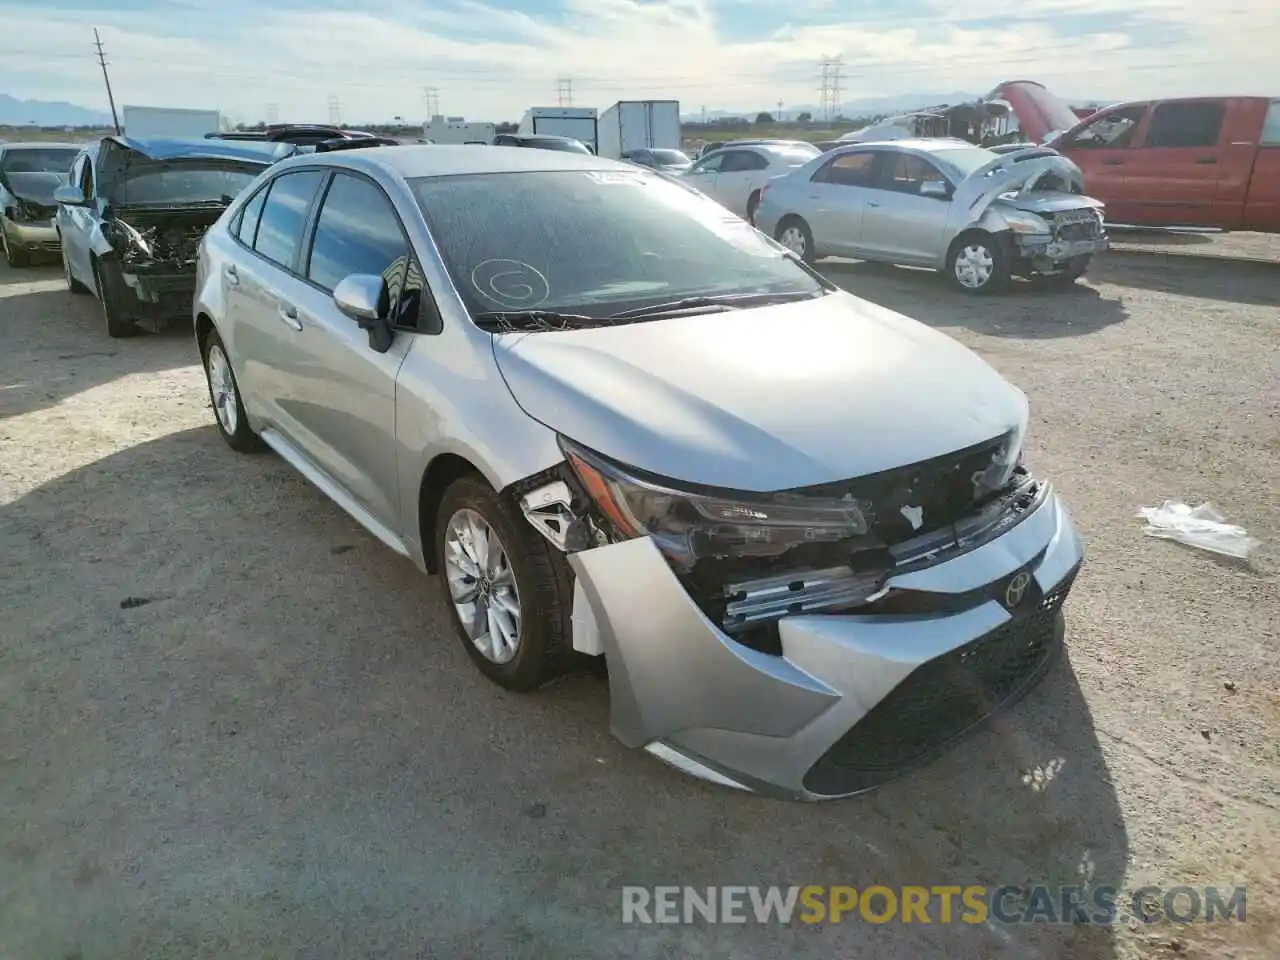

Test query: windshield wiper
[472,310,602,332]
[607,289,824,321]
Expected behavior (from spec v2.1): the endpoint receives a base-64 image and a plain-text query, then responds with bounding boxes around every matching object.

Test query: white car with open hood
[753,138,1109,293]
[192,145,1085,801]
[54,136,295,336]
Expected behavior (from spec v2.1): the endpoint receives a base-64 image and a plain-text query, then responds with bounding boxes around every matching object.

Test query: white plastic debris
[1136,501,1261,559]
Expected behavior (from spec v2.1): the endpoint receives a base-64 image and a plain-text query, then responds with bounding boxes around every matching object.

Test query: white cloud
[0,0,1275,124]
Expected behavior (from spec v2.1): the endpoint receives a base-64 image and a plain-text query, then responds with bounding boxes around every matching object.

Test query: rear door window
[1261,100,1280,146]
[720,150,769,172]
[1143,101,1227,149]
[252,169,326,270]
[235,186,269,246]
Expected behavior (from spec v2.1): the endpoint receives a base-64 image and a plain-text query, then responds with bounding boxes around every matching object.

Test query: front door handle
[867,200,882,208]
[278,302,302,331]
[1194,156,1218,165]
[224,264,239,286]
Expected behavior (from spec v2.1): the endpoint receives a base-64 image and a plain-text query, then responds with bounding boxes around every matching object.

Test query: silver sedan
[194,145,1084,800]
[753,139,1109,293]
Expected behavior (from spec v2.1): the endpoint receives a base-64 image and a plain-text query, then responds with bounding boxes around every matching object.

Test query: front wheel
[435,475,572,692]
[2,227,29,268]
[774,216,815,263]
[946,231,1010,294]
[92,260,140,338]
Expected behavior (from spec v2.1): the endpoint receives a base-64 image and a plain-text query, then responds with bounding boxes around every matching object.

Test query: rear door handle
[1194,157,1218,165]
[277,301,302,331]
[223,264,239,286]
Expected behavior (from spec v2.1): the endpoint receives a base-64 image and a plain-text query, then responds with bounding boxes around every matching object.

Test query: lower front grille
[802,576,1076,797]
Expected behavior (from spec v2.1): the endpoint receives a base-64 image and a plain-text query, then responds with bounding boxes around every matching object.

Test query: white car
[681,141,820,222]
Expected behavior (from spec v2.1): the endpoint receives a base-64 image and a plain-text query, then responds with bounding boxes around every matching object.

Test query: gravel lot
[1,234,1277,959]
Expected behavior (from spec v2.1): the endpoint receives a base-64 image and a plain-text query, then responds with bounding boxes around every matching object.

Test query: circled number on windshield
[471,259,550,309]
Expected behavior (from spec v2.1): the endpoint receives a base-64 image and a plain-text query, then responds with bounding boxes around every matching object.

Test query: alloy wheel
[206,343,240,435]
[443,508,522,665]
[953,244,994,289]
[779,225,807,257]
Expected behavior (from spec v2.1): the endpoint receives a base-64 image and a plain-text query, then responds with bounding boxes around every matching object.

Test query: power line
[327,95,341,125]
[92,28,121,135]
[556,77,573,106]
[423,86,440,117]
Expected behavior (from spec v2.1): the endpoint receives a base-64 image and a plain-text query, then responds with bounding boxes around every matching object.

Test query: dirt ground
[1,232,1277,959]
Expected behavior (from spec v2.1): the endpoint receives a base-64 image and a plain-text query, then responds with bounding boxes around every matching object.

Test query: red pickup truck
[992,81,1280,232]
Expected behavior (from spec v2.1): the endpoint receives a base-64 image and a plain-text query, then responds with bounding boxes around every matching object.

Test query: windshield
[114,164,264,205]
[410,169,824,319]
[932,146,998,178]
[769,143,822,162]
[650,149,690,165]
[1,147,79,175]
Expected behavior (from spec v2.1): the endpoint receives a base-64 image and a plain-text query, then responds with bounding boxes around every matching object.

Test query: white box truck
[122,105,224,138]
[518,107,598,151]
[596,100,681,160]
[422,116,496,144]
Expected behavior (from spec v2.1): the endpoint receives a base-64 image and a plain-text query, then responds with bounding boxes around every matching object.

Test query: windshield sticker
[471,259,550,309]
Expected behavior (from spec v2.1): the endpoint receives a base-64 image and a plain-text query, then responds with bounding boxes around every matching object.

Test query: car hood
[97,135,292,199]
[0,171,67,206]
[492,292,1029,491]
[954,147,1089,220]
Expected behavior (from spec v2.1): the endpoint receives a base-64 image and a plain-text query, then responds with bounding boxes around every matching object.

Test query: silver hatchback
[194,146,1084,801]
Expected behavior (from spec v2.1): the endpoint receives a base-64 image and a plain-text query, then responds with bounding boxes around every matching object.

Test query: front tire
[774,216,815,263]
[2,227,29,268]
[946,230,1010,294]
[92,260,140,337]
[435,475,572,692]
[201,328,265,453]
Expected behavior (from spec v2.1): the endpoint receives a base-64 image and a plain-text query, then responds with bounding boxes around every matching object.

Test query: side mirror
[333,274,393,353]
[54,184,88,206]
[920,180,949,198]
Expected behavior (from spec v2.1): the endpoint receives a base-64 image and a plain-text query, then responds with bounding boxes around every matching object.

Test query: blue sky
[0,0,1274,124]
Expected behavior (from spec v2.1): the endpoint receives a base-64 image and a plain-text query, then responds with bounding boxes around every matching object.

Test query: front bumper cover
[4,218,59,254]
[568,487,1084,801]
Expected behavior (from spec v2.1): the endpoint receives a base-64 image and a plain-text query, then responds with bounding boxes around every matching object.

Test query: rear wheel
[92,260,140,338]
[946,231,1010,294]
[2,227,29,268]
[774,216,815,263]
[435,475,572,692]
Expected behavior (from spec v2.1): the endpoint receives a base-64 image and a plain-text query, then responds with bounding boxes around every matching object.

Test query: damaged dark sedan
[54,136,295,337]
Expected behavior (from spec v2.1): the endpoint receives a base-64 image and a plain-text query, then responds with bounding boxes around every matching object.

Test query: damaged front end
[96,207,223,322]
[510,428,1084,800]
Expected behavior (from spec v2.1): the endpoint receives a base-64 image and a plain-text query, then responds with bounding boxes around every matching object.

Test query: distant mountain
[0,94,114,127]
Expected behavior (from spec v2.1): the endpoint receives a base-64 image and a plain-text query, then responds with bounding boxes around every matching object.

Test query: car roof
[831,137,983,154]
[1,142,83,152]
[279,143,617,179]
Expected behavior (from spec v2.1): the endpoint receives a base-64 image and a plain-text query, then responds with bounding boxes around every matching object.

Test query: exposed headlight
[1002,210,1052,235]
[559,437,871,572]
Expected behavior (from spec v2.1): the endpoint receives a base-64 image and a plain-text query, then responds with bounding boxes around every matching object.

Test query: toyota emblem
[1004,571,1032,609]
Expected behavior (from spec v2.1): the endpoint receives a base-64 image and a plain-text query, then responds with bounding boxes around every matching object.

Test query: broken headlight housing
[559,437,872,573]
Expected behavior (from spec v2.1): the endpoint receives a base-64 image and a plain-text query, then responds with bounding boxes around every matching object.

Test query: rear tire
[201,328,265,453]
[92,260,140,338]
[946,230,1010,294]
[774,216,815,264]
[435,475,572,692]
[2,227,29,268]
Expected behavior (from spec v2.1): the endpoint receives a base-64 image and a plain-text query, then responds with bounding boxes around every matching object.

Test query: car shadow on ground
[1108,228,1214,247]
[1092,250,1280,306]
[0,264,196,420]
[1,425,1129,958]
[818,260,1130,340]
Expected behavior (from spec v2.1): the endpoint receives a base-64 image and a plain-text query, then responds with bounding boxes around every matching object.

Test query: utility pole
[777,99,784,121]
[700,105,707,125]
[423,87,440,118]
[93,28,121,135]
[265,102,279,125]
[556,78,573,107]
[328,96,341,126]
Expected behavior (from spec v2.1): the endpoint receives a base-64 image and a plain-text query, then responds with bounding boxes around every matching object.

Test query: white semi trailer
[121,105,224,138]
[596,100,681,160]
[517,107,598,151]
